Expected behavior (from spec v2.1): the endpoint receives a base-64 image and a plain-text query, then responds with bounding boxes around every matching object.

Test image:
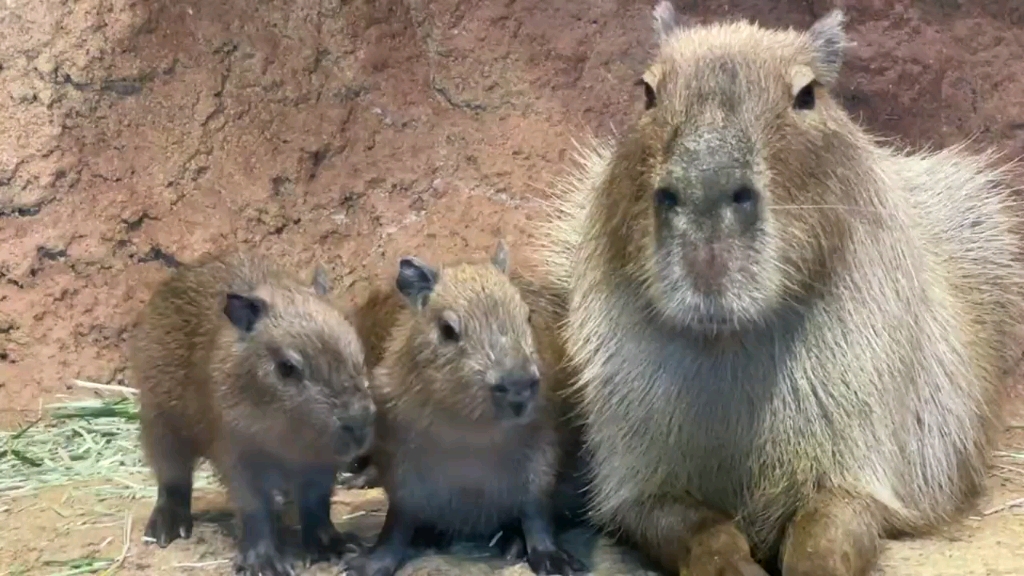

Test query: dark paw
[143,501,193,548]
[338,466,380,490]
[526,547,588,576]
[491,529,526,562]
[342,553,400,576]
[303,527,365,565]
[234,541,295,576]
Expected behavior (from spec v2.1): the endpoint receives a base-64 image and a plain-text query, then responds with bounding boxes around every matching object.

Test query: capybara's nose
[337,398,376,454]
[491,372,540,404]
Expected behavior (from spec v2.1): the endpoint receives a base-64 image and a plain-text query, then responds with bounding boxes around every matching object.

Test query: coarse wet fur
[342,241,589,576]
[130,250,377,576]
[535,3,1024,576]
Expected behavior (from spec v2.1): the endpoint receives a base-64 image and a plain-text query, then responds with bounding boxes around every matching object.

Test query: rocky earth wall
[2,0,1024,419]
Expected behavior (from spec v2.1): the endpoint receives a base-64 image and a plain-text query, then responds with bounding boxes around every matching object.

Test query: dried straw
[0,383,216,502]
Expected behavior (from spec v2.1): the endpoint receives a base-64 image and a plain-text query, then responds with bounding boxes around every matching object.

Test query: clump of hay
[0,382,216,502]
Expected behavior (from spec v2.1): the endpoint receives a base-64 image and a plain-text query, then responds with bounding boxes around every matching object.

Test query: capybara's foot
[302,526,364,565]
[338,465,380,490]
[492,527,526,562]
[688,523,769,576]
[234,540,295,576]
[343,551,402,576]
[142,484,193,548]
[525,546,589,575]
[780,490,880,576]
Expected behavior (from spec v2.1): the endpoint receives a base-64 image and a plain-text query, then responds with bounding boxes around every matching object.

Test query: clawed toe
[525,548,589,576]
[304,528,365,565]
[234,541,295,576]
[342,553,401,576]
[143,502,193,548]
[490,528,527,562]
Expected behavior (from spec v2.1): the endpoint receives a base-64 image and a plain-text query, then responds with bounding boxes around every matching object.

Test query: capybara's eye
[438,318,461,343]
[641,79,657,110]
[793,82,816,111]
[654,186,680,209]
[731,186,757,206]
[275,359,301,380]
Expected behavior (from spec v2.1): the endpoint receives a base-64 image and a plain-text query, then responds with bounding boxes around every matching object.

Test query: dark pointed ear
[652,0,681,44]
[224,293,267,333]
[807,9,847,86]
[396,256,438,311]
[491,239,510,276]
[311,264,331,296]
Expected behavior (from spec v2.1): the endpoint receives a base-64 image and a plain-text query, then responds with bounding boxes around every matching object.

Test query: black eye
[276,359,301,380]
[793,82,816,111]
[731,186,756,206]
[439,318,460,343]
[654,186,680,209]
[642,80,657,110]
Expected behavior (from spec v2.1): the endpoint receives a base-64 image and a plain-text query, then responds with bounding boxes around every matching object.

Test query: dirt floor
[2,0,1024,574]
[0,420,1021,576]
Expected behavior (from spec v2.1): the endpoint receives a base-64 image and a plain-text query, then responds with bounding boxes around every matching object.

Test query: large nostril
[341,423,359,440]
[341,421,371,447]
[654,186,681,209]
[730,185,757,207]
[492,383,510,395]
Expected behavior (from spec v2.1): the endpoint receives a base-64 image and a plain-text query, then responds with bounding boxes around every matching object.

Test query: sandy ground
[0,419,1021,576]
[2,0,1024,574]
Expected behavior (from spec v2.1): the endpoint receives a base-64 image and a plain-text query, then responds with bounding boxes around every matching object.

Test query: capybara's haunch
[343,241,588,576]
[130,250,377,576]
[537,3,1024,576]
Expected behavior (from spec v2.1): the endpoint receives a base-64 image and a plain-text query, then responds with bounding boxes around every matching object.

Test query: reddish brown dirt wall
[2,0,1024,419]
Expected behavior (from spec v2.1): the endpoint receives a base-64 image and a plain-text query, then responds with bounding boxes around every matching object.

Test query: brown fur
[349,286,405,373]
[344,255,594,514]
[343,242,588,576]
[536,4,1024,576]
[130,250,376,576]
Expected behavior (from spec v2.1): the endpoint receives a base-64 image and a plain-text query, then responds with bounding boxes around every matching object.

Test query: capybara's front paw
[342,552,401,576]
[142,500,193,548]
[687,523,769,576]
[490,528,526,562]
[525,547,589,575]
[234,540,295,576]
[338,466,380,490]
[688,555,770,576]
[303,526,364,565]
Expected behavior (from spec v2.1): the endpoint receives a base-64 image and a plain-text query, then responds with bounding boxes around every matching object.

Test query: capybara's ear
[396,256,439,311]
[224,292,267,333]
[311,264,331,296]
[491,239,511,276]
[807,9,848,86]
[652,0,682,44]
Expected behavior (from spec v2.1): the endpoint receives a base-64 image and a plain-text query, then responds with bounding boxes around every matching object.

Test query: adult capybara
[536,4,1024,575]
